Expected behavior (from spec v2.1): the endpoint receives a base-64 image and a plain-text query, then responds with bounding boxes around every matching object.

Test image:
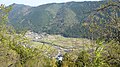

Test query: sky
[0,0,101,6]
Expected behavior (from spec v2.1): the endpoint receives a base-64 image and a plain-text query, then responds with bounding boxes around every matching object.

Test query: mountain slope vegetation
[8,1,104,38]
[0,0,120,67]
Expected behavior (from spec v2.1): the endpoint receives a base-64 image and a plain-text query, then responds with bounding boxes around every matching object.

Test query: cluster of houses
[25,30,48,40]
[25,31,64,61]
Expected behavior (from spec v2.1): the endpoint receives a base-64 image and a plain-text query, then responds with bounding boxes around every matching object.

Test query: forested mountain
[1,0,120,66]
[8,1,105,38]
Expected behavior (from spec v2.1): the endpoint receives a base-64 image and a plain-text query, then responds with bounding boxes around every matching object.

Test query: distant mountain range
[8,1,106,38]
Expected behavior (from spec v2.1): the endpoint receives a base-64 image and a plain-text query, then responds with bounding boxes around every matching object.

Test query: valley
[25,31,94,58]
[0,0,119,66]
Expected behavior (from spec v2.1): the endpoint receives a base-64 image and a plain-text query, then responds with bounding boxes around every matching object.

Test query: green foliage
[0,0,119,67]
[0,4,12,24]
[9,1,103,37]
[93,40,105,67]
[85,0,120,42]
[75,51,90,67]
[0,4,52,67]
[59,1,120,67]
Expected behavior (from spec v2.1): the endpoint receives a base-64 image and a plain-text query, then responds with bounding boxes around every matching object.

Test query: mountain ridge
[8,1,105,38]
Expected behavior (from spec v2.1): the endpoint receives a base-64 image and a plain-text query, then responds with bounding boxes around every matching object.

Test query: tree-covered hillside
[0,0,120,67]
[8,1,105,38]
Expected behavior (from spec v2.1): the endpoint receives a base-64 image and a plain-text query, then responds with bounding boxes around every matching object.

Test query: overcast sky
[0,0,101,6]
